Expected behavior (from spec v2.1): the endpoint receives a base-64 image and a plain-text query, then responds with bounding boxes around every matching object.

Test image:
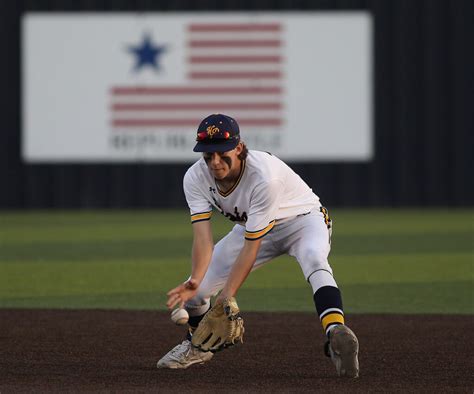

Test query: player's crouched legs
[156,298,214,369]
[302,249,359,378]
[309,276,359,378]
[309,274,359,378]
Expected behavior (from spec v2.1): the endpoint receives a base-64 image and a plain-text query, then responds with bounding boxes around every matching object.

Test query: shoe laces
[170,340,192,357]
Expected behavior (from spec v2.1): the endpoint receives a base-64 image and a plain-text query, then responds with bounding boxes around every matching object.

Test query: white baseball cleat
[157,340,214,369]
[326,325,359,378]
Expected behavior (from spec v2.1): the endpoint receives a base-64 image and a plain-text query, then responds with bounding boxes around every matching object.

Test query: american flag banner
[23,13,372,162]
[110,22,285,131]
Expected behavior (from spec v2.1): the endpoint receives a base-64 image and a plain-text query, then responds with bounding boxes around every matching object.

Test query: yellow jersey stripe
[321,312,345,331]
[245,220,276,240]
[191,211,212,223]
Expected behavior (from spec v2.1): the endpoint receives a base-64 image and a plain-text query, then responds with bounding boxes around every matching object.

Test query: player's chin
[212,169,227,179]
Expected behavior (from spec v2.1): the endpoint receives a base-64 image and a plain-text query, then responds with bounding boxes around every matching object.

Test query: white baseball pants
[185,208,337,316]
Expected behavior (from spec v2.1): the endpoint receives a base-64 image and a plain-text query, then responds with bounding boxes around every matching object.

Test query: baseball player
[157,114,359,377]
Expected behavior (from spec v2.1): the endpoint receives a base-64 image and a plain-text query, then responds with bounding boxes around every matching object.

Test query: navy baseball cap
[193,114,240,152]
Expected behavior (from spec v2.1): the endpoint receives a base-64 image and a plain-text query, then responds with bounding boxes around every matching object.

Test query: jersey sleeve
[244,179,284,240]
[183,167,213,223]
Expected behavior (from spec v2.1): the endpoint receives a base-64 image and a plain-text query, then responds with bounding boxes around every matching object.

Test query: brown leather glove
[191,297,244,352]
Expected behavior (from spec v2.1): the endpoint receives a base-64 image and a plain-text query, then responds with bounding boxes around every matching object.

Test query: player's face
[203,144,243,180]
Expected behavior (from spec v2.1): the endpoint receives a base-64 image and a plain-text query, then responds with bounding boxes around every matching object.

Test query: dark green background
[1,209,472,313]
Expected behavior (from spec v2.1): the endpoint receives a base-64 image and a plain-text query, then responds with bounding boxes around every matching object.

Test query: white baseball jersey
[183,150,321,240]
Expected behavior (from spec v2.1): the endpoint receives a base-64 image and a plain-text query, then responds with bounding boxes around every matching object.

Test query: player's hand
[166,278,199,310]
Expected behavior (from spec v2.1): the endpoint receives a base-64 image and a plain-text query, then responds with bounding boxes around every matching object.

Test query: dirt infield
[0,310,473,393]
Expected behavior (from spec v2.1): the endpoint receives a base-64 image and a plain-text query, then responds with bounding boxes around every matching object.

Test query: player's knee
[303,248,330,272]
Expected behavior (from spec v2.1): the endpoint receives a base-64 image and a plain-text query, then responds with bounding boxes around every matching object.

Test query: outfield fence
[0,0,472,208]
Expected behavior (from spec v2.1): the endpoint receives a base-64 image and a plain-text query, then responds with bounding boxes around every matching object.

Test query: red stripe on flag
[189,40,281,48]
[112,119,282,127]
[189,23,281,32]
[112,103,282,111]
[111,86,283,95]
[189,71,281,79]
[189,55,281,64]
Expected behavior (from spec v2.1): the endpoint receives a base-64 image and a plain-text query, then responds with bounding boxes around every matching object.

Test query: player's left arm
[216,178,283,302]
[193,180,282,351]
[216,238,262,302]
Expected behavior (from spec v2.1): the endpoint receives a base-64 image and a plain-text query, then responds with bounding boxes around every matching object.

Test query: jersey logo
[226,207,248,222]
[211,195,247,222]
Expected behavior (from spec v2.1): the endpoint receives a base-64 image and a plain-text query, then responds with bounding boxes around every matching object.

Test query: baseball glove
[191,297,244,352]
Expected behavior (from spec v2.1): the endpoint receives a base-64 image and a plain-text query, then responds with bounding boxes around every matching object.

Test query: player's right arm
[166,221,213,309]
[190,219,213,286]
[166,164,213,310]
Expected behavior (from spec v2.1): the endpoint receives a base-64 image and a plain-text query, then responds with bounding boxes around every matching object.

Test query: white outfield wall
[22,12,373,163]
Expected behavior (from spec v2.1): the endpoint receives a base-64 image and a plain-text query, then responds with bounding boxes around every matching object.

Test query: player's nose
[210,153,221,165]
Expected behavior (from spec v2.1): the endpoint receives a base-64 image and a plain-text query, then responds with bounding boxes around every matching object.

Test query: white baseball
[171,308,189,325]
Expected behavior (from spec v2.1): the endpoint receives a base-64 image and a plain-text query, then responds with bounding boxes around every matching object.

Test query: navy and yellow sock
[313,286,345,337]
[185,305,211,340]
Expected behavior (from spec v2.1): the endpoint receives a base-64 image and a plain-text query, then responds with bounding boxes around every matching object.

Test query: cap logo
[206,125,219,138]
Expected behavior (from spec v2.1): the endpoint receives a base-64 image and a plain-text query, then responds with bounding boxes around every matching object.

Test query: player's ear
[234,142,243,156]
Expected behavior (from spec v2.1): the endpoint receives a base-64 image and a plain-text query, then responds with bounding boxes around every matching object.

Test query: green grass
[0,209,472,314]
